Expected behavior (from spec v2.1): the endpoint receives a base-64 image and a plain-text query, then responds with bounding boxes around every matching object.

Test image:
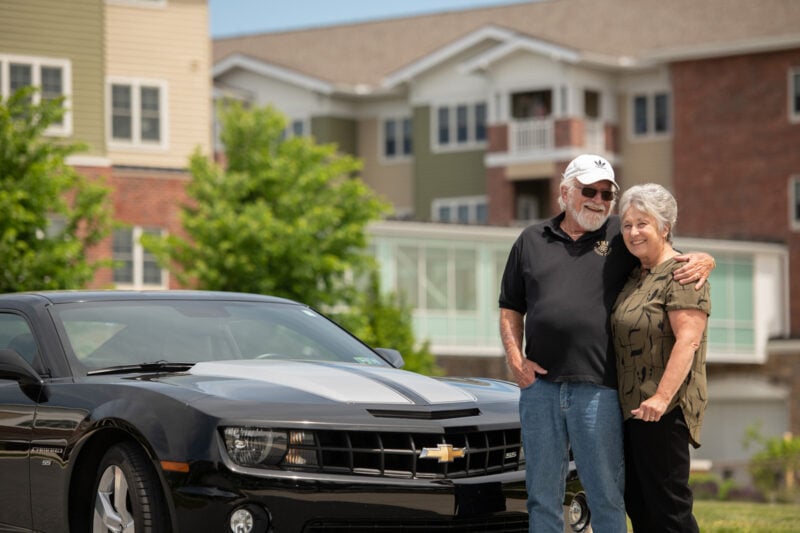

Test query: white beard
[568,203,609,232]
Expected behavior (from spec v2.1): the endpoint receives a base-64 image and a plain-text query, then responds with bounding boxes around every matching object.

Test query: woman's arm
[631,308,708,422]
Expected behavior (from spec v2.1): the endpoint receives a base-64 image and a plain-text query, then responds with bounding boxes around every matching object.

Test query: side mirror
[0,348,44,387]
[374,348,405,369]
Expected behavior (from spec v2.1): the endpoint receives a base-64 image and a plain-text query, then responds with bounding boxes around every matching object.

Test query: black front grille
[304,513,529,532]
[286,427,523,479]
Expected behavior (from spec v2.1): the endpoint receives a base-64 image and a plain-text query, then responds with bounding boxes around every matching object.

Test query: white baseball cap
[563,154,618,190]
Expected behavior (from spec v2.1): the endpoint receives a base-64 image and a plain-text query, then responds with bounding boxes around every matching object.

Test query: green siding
[412,106,486,221]
[310,116,357,155]
[0,0,105,155]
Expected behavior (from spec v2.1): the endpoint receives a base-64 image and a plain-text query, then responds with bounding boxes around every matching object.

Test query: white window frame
[431,101,488,153]
[113,226,168,290]
[790,175,800,231]
[0,54,73,136]
[431,195,488,225]
[789,67,800,124]
[106,76,169,150]
[629,91,671,140]
[380,115,412,163]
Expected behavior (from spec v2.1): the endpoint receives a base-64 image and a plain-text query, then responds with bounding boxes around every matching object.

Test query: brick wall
[86,167,192,289]
[487,166,514,226]
[671,49,800,335]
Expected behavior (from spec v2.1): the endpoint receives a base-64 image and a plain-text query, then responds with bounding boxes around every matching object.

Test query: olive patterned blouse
[611,257,711,448]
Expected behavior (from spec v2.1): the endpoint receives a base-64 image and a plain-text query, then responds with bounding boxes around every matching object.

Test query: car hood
[185,360,476,404]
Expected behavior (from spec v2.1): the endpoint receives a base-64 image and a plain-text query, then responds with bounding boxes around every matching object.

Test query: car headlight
[224,427,288,466]
[222,427,318,468]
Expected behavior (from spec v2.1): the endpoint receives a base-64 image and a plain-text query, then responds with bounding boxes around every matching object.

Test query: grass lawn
[692,500,800,533]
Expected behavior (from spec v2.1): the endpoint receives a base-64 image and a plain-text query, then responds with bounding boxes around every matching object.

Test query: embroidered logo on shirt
[594,240,611,256]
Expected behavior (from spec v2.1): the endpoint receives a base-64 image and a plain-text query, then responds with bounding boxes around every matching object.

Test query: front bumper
[165,466,529,532]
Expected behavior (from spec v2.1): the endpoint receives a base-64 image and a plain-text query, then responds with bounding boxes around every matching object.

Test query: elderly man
[499,154,713,533]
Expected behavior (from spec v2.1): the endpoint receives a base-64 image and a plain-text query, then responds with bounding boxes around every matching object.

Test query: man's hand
[512,358,547,389]
[673,252,716,289]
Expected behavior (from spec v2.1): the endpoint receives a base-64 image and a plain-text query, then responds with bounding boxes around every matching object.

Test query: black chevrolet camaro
[0,290,589,532]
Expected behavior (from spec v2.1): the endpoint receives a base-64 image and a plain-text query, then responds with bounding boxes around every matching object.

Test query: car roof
[0,290,300,306]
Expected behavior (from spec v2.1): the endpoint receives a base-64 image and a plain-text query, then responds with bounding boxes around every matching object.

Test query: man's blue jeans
[519,379,626,533]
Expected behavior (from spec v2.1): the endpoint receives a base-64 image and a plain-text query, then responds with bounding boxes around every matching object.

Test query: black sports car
[0,290,589,532]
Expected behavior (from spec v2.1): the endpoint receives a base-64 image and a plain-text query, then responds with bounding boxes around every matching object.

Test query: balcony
[506,117,606,156]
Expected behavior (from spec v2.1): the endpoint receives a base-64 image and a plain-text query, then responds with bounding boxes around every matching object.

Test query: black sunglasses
[580,186,615,202]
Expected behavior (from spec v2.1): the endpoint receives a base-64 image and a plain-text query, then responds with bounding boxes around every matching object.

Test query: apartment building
[212,0,800,480]
[0,0,211,290]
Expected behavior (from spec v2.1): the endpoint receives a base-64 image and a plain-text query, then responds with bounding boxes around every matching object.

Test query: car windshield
[52,299,388,371]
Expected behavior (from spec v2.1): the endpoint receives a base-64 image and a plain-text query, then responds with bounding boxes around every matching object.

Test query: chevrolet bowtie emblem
[419,443,466,463]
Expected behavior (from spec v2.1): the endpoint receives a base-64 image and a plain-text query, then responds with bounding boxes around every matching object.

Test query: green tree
[144,102,389,308]
[0,87,112,292]
[745,424,800,502]
[336,271,442,376]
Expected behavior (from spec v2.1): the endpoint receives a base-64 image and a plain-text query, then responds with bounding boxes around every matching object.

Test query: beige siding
[0,0,105,155]
[358,117,414,215]
[617,93,673,190]
[105,0,210,168]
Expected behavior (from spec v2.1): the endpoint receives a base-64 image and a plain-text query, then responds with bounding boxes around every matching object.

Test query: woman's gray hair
[619,183,677,242]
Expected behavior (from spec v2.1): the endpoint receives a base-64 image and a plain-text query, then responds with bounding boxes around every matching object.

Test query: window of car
[107,77,168,149]
[54,300,387,370]
[0,54,72,136]
[0,314,38,366]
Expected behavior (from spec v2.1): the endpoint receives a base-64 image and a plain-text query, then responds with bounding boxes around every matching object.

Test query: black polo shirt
[499,213,637,388]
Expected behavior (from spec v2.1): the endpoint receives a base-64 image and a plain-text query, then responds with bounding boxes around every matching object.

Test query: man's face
[562,181,615,231]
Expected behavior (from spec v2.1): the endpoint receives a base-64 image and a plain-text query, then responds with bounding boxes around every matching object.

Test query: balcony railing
[507,117,606,155]
[508,118,553,153]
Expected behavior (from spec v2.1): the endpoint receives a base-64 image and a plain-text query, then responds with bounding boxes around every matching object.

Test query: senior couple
[500,154,712,533]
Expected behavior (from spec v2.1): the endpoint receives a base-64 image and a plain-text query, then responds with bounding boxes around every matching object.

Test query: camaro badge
[594,240,611,256]
[419,443,466,463]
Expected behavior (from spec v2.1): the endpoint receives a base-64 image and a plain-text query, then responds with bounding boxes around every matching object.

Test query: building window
[434,102,487,151]
[113,227,166,289]
[281,118,308,140]
[707,255,755,352]
[432,196,488,225]
[631,92,671,138]
[791,176,800,230]
[790,68,800,122]
[395,245,477,312]
[584,90,600,119]
[107,78,167,148]
[382,116,412,160]
[0,54,72,135]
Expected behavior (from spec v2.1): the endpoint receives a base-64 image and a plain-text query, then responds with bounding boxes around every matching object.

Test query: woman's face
[621,207,666,262]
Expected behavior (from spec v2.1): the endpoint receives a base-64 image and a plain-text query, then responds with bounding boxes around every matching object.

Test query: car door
[0,312,38,529]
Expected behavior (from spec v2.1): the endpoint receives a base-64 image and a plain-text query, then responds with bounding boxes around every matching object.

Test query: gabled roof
[213,0,800,91]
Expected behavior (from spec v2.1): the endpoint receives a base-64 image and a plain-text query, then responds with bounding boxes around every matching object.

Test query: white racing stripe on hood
[190,360,475,404]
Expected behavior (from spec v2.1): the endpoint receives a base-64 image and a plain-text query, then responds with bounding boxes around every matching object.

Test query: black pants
[624,407,699,533]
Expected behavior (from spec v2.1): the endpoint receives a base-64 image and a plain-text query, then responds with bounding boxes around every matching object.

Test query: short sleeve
[498,238,527,314]
[665,280,711,316]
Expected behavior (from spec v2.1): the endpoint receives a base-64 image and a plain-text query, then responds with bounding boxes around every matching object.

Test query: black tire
[92,442,169,532]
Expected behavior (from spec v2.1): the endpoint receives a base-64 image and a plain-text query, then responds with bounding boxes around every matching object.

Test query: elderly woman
[611,183,710,533]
